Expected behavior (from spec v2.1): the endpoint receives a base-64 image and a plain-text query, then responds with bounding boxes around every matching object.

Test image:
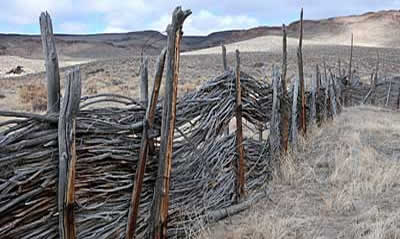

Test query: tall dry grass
[199,106,400,239]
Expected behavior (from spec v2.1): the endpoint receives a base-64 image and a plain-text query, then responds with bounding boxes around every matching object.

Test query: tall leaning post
[58,67,81,239]
[235,49,246,201]
[125,48,167,239]
[40,12,61,113]
[149,7,191,239]
[297,8,307,136]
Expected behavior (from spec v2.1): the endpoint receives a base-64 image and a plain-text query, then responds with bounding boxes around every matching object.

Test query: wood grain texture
[58,67,81,239]
[40,12,60,113]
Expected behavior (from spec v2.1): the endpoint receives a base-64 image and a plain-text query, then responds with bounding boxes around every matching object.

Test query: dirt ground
[2,42,400,112]
[199,106,400,239]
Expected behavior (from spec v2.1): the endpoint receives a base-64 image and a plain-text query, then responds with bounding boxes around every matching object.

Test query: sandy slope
[200,106,400,239]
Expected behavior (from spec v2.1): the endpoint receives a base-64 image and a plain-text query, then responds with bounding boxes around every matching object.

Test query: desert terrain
[1,7,400,239]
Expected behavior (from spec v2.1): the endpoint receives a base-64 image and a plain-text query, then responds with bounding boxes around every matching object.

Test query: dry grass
[200,106,400,239]
[18,83,47,112]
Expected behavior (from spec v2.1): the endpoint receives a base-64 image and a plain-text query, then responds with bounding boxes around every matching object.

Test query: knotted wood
[58,67,81,239]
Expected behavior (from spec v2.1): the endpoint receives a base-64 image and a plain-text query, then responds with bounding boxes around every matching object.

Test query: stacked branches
[0,71,273,238]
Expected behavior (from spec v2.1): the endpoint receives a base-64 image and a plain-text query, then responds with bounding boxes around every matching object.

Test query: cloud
[0,0,400,35]
[151,10,259,35]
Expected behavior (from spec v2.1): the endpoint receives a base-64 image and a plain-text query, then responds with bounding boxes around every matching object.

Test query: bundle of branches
[0,70,273,238]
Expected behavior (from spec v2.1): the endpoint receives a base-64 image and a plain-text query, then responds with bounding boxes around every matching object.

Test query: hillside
[1,10,400,60]
[201,106,400,238]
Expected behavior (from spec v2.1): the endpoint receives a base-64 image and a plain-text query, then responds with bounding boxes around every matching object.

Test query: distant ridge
[1,9,399,59]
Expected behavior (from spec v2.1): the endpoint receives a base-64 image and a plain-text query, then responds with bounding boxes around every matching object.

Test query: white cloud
[151,10,259,35]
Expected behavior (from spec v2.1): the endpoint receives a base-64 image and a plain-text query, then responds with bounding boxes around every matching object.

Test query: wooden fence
[0,6,398,239]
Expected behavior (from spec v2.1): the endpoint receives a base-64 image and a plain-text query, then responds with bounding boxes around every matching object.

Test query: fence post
[222,45,228,71]
[234,49,246,200]
[140,57,149,107]
[149,7,191,239]
[329,76,337,116]
[310,74,317,125]
[125,48,167,239]
[40,12,61,114]
[291,78,299,145]
[221,45,230,136]
[270,68,281,155]
[297,8,306,136]
[58,67,81,239]
[348,33,354,83]
[282,24,287,90]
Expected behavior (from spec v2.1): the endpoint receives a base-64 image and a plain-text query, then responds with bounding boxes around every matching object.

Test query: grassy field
[199,106,400,239]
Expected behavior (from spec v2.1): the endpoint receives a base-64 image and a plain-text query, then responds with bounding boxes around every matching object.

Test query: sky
[0,0,399,35]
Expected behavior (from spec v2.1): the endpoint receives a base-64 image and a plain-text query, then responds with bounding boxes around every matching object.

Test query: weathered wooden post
[222,45,230,136]
[297,8,306,136]
[58,67,81,239]
[348,33,354,83]
[40,12,61,113]
[324,76,330,120]
[282,24,288,89]
[126,48,167,239]
[280,24,290,152]
[270,68,281,155]
[291,78,299,145]
[149,7,191,239]
[234,49,246,200]
[310,74,317,125]
[140,57,149,107]
[329,75,337,116]
[222,45,228,71]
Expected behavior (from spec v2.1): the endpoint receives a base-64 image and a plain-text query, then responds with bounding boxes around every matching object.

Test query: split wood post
[338,58,342,77]
[40,12,61,113]
[324,76,330,119]
[310,74,317,125]
[58,67,81,239]
[149,7,191,239]
[235,49,246,200]
[348,33,354,83]
[222,45,230,136]
[329,75,337,116]
[291,78,299,145]
[297,8,306,136]
[222,45,228,71]
[282,24,288,90]
[280,24,290,152]
[140,57,149,108]
[125,48,167,239]
[270,67,281,156]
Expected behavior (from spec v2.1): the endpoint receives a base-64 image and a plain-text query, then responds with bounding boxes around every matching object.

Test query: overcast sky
[1,0,399,35]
